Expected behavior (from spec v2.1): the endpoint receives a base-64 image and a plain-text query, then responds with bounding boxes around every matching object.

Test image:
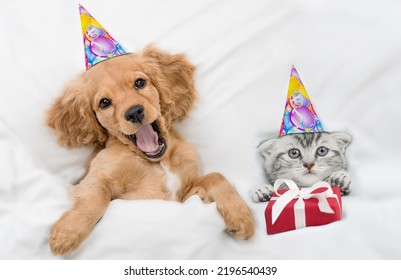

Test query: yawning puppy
[47,47,254,255]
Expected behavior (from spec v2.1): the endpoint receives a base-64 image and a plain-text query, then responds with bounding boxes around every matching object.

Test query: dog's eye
[134,78,146,89]
[99,98,112,109]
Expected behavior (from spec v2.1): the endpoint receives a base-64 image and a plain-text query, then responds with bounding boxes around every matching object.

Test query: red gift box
[265,179,342,235]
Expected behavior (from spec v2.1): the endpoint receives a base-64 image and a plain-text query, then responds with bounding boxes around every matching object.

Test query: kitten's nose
[303,162,315,171]
[125,105,145,124]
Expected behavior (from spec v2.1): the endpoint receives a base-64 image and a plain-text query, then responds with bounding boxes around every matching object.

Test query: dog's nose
[125,105,145,123]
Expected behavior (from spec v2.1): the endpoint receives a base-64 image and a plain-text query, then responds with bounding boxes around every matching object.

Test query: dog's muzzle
[124,105,167,159]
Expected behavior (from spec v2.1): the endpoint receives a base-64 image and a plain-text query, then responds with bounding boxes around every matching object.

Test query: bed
[1,0,400,259]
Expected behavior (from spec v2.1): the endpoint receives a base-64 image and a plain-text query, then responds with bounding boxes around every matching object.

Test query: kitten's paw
[328,170,351,196]
[251,184,273,202]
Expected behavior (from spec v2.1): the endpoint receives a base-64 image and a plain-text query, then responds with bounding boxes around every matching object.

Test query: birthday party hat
[278,66,325,136]
[79,4,127,69]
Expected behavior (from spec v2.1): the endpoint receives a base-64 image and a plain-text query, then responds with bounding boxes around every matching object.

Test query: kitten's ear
[258,138,279,159]
[331,132,352,152]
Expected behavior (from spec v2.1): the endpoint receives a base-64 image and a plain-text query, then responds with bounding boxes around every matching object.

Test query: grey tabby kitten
[252,132,352,202]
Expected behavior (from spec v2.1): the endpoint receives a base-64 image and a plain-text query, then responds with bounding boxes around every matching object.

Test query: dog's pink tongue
[135,124,159,153]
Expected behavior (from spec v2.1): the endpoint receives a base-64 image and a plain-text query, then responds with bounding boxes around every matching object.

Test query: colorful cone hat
[79,4,127,69]
[279,66,325,136]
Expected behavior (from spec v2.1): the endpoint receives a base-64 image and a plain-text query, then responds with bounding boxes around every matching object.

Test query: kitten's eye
[316,146,329,156]
[99,98,112,109]
[134,78,146,89]
[288,148,301,159]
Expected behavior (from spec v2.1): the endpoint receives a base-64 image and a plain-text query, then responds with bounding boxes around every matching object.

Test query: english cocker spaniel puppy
[47,47,254,255]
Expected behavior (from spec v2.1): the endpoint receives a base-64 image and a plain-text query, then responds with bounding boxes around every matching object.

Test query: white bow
[271,179,339,228]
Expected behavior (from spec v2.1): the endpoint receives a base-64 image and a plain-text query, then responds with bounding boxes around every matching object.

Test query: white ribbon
[270,179,340,229]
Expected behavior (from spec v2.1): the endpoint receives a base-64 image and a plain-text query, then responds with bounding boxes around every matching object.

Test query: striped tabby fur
[252,132,352,202]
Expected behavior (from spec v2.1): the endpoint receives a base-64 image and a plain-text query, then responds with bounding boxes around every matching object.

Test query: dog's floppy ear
[47,75,107,147]
[142,47,196,128]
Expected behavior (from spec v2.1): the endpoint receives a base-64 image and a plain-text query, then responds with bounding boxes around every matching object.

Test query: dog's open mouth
[126,122,167,158]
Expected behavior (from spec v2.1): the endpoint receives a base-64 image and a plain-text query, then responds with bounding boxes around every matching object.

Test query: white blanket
[1,0,400,259]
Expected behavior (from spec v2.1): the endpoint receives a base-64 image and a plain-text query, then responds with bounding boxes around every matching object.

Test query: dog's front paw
[49,212,88,256]
[251,184,273,202]
[328,170,351,196]
[49,222,83,256]
[224,201,255,240]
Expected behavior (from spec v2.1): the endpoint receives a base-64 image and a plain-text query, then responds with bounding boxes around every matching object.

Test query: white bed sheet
[1,0,400,259]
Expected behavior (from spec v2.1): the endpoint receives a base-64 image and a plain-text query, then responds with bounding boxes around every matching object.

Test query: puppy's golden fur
[47,47,254,256]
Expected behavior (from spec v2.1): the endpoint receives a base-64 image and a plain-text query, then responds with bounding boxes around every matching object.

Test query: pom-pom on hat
[79,4,127,69]
[279,66,325,136]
